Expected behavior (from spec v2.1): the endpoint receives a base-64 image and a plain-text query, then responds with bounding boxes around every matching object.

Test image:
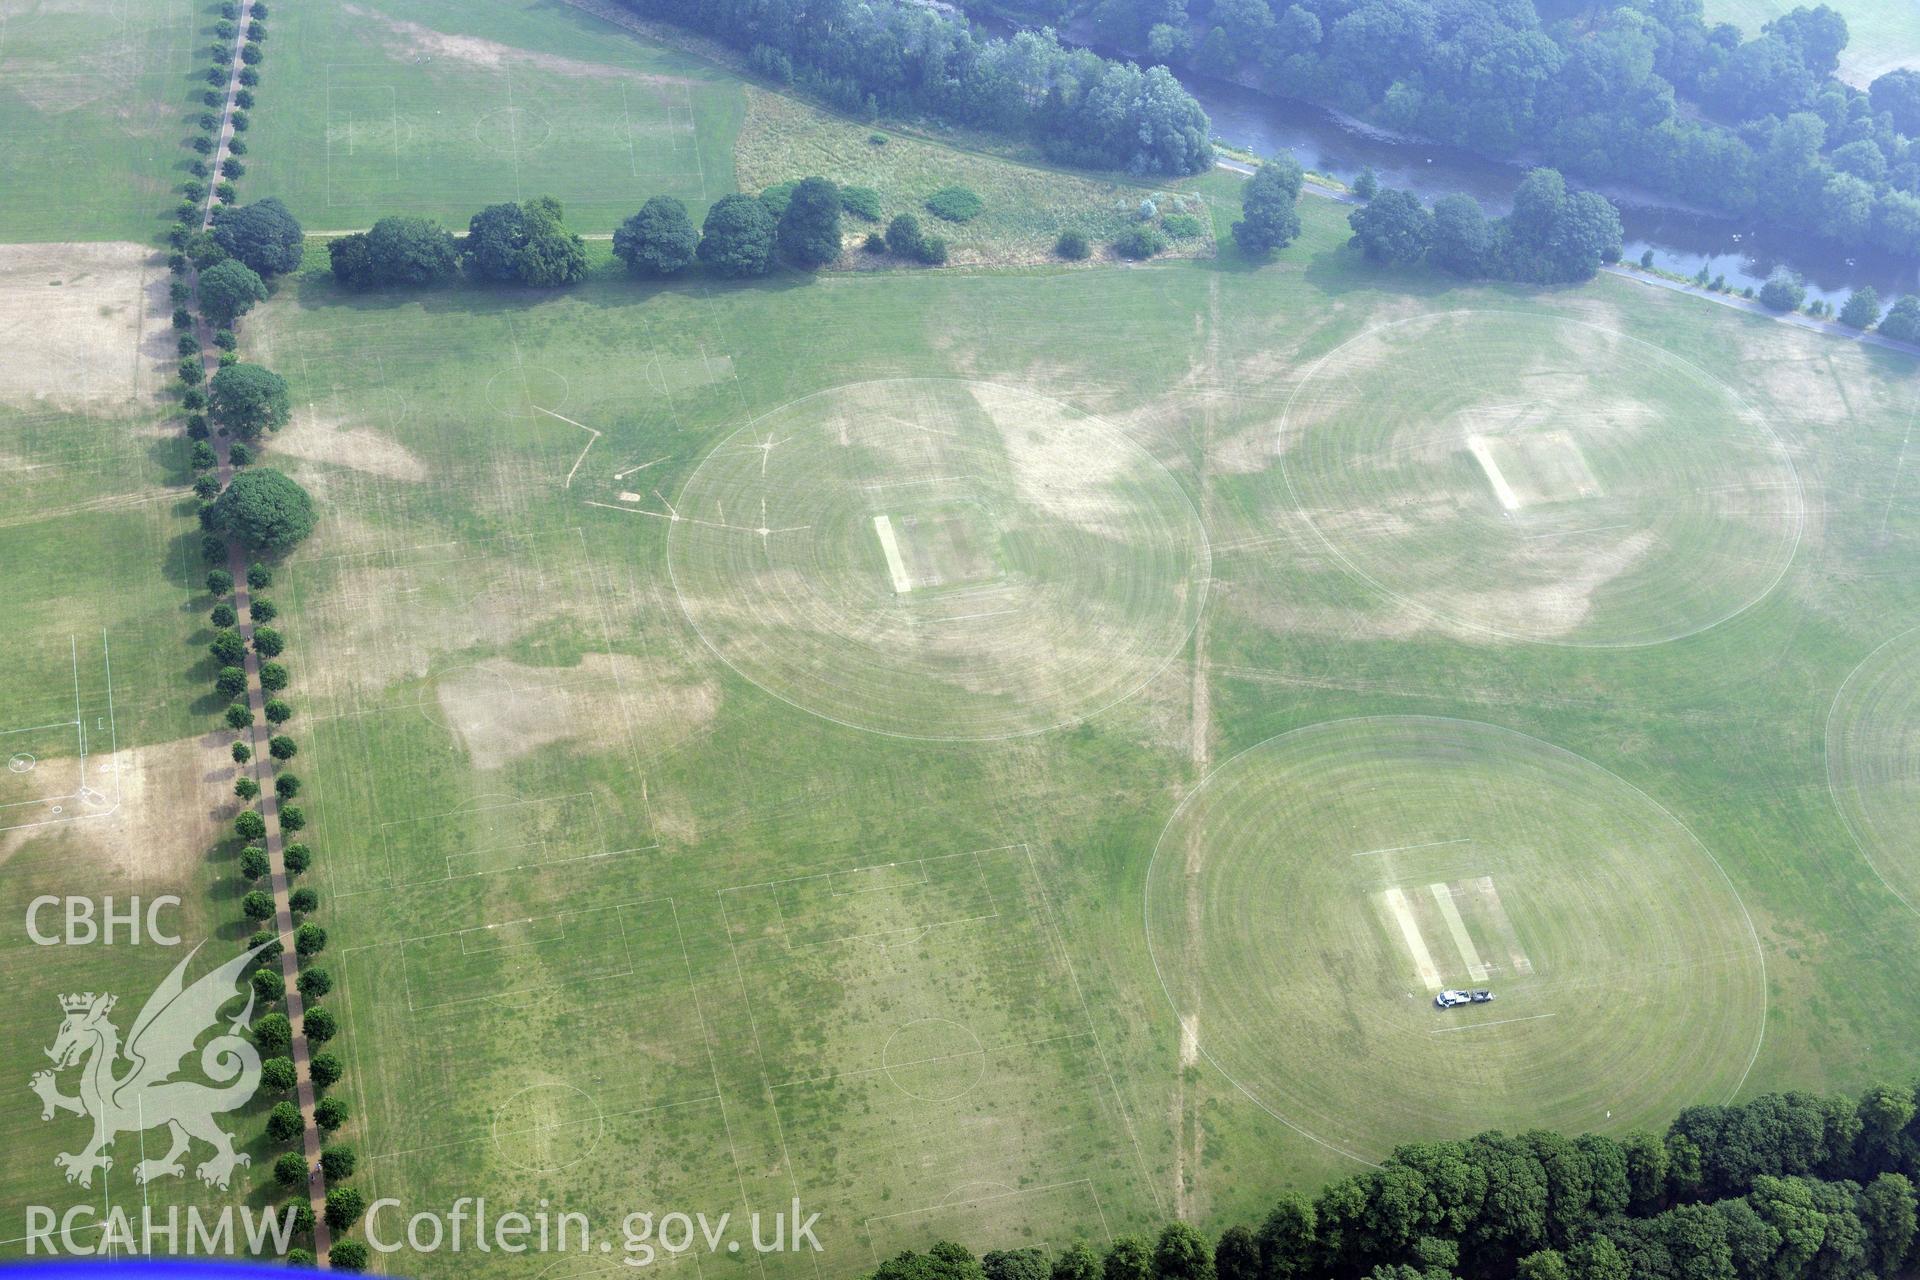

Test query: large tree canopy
[461,198,586,287]
[613,196,700,275]
[330,216,460,288]
[211,197,304,276]
[211,468,316,553]
[776,176,844,269]
[697,194,777,278]
[1231,155,1304,257]
[197,258,268,327]
[208,362,291,438]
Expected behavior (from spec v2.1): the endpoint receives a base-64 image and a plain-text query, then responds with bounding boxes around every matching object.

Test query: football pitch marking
[872,515,913,593]
[0,631,119,832]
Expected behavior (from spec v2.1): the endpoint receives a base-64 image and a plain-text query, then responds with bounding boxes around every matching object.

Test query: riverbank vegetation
[978,0,1920,260]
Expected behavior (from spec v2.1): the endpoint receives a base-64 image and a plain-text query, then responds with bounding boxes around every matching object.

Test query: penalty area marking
[1381,886,1443,991]
[873,515,913,594]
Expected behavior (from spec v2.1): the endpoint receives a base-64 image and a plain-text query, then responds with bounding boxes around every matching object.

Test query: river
[1188,71,1918,307]
[978,12,1919,306]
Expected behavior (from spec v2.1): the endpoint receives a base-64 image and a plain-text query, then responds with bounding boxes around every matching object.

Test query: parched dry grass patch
[734,87,1215,267]
[0,242,168,411]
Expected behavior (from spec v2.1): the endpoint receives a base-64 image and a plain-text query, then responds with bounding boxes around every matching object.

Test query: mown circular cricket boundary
[1278,311,1804,647]
[667,378,1210,740]
[1825,625,1920,918]
[1144,716,1767,1165]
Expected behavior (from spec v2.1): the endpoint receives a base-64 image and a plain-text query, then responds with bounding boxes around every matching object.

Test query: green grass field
[0,0,202,242]
[220,169,1920,1269]
[240,0,742,233]
[5,0,1920,1269]
[1705,0,1920,84]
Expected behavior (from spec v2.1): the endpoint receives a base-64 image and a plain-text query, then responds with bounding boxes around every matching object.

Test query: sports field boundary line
[1429,1012,1557,1034]
[1824,623,1920,919]
[765,1030,1094,1091]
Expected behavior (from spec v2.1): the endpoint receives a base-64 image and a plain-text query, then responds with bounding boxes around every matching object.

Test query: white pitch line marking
[873,515,913,593]
[1382,886,1443,991]
[535,405,600,489]
[615,456,669,481]
[1352,837,1471,859]
[1429,1012,1557,1034]
[1430,882,1488,981]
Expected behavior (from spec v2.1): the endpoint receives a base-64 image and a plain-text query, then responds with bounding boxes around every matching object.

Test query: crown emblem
[60,992,112,1014]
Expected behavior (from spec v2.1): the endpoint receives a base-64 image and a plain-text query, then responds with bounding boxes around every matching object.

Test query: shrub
[204,67,227,87]
[261,1057,297,1092]
[1878,295,1920,341]
[233,88,253,109]
[925,186,983,222]
[225,701,252,729]
[215,663,246,694]
[840,185,882,220]
[186,413,209,438]
[234,775,259,801]
[331,1242,369,1273]
[1112,225,1167,259]
[214,328,237,351]
[220,157,245,178]
[323,1186,363,1230]
[264,698,292,724]
[264,1100,302,1142]
[885,213,925,258]
[183,386,207,411]
[269,734,297,760]
[747,42,793,84]
[916,236,949,265]
[214,180,236,202]
[310,1053,343,1088]
[178,334,201,358]
[863,232,886,253]
[320,1146,355,1179]
[237,66,257,86]
[210,625,245,660]
[304,1005,336,1044]
[247,563,272,589]
[1759,276,1807,312]
[294,921,325,955]
[179,357,205,385]
[227,440,253,465]
[231,741,251,764]
[259,661,288,691]
[272,1151,307,1187]
[275,773,300,799]
[239,41,261,64]
[298,967,330,1000]
[1161,212,1204,239]
[235,810,266,840]
[252,625,283,657]
[198,111,217,131]
[1840,286,1882,329]
[226,138,246,156]
[241,889,274,920]
[250,597,276,622]
[191,134,215,155]
[230,109,249,131]
[240,845,271,879]
[207,568,234,596]
[202,533,228,562]
[279,804,305,832]
[194,474,222,501]
[611,196,700,276]
[283,842,310,874]
[253,1010,291,1053]
[173,307,193,330]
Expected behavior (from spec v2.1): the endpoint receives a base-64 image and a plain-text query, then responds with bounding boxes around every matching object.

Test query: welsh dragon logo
[31,943,267,1191]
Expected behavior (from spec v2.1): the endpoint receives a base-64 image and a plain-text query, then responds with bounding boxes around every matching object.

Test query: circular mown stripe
[1279,310,1802,646]
[1827,626,1920,917]
[668,379,1208,739]
[1145,716,1766,1164]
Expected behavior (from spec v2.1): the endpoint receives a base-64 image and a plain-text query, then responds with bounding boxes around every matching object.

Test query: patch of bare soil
[433,653,718,770]
[344,3,695,83]
[271,414,428,482]
[0,733,232,881]
[0,241,167,411]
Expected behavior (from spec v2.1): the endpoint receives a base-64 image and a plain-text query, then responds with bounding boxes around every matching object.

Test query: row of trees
[1346,169,1626,284]
[330,177,917,291]
[621,0,1210,175]
[994,0,1920,259]
[162,3,355,1267]
[870,1081,1920,1280]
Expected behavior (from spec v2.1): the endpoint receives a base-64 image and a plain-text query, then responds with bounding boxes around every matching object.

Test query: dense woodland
[614,0,1212,174]
[870,1082,1920,1280]
[963,0,1920,258]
